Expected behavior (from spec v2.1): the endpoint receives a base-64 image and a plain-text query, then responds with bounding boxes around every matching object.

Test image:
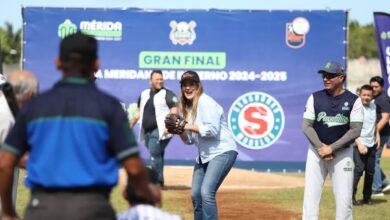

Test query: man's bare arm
[122,155,161,205]
[130,108,140,128]
[0,151,19,218]
[377,112,390,134]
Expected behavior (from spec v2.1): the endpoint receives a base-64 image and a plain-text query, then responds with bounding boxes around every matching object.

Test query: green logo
[58,19,77,39]
[380,31,390,40]
[317,112,349,127]
[325,62,332,69]
[381,32,387,40]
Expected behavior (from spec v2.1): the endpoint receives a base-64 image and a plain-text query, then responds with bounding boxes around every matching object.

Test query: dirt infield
[120,166,306,190]
[163,187,301,220]
[161,167,305,219]
[117,155,390,219]
[119,166,305,219]
[164,166,305,189]
[217,190,301,219]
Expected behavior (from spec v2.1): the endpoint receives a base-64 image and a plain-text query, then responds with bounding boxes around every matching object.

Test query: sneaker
[353,199,362,206]
[362,199,373,205]
[372,192,384,197]
[382,184,390,193]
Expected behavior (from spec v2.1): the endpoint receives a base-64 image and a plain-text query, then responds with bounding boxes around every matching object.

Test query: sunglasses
[322,73,343,79]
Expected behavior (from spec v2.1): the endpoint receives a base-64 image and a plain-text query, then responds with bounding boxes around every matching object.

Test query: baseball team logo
[286,17,310,49]
[169,20,197,45]
[228,92,285,150]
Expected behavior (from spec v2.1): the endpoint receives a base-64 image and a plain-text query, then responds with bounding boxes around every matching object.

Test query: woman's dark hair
[125,167,158,205]
[150,70,163,79]
[369,76,384,87]
[360,84,373,92]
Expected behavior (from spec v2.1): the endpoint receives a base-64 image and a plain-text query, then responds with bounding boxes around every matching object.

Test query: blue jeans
[191,150,237,220]
[372,135,390,192]
[144,128,170,186]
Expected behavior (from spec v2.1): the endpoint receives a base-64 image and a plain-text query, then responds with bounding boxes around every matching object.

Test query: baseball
[292,17,310,35]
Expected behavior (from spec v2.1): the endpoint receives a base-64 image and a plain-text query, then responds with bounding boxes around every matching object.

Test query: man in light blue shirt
[352,85,379,205]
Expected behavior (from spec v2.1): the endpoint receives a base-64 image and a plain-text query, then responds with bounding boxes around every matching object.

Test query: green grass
[249,157,390,220]
[15,157,390,219]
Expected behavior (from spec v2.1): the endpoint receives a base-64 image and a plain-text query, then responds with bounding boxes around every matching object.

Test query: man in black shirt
[370,76,390,195]
[130,70,178,187]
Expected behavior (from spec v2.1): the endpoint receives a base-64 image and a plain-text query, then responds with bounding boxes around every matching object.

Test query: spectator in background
[130,70,179,187]
[0,32,159,220]
[370,76,390,196]
[356,87,361,96]
[0,71,38,218]
[0,74,6,85]
[117,167,182,220]
[352,85,379,205]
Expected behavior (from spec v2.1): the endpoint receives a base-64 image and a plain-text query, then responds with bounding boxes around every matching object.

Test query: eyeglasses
[322,73,342,79]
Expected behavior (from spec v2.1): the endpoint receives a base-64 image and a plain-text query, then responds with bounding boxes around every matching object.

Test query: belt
[32,185,112,197]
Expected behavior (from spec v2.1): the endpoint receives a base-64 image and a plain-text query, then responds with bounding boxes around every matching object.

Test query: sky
[0,0,389,29]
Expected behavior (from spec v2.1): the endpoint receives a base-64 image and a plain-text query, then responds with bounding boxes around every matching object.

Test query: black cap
[180,71,200,84]
[60,32,98,62]
[318,61,345,75]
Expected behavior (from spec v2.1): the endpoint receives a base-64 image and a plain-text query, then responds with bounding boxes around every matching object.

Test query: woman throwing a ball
[166,70,238,220]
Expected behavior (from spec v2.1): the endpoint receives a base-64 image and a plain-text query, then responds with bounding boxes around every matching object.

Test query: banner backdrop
[374,12,390,96]
[23,7,347,168]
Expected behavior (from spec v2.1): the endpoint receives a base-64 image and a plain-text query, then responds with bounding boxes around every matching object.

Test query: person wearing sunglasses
[302,61,363,219]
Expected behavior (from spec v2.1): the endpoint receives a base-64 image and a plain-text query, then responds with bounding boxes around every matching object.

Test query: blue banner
[374,12,390,96]
[23,7,347,165]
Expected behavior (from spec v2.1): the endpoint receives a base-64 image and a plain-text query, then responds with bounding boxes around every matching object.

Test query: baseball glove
[164,113,187,134]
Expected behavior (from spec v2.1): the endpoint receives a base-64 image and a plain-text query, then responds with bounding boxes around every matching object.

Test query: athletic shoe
[372,192,384,197]
[382,184,390,193]
[353,199,362,206]
[362,199,373,205]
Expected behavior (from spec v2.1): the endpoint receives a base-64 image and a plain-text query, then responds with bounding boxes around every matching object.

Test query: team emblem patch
[342,102,350,111]
[343,160,354,172]
[228,92,285,150]
[286,17,310,49]
[169,20,197,45]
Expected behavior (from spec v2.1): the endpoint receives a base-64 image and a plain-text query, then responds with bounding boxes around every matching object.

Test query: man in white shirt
[352,85,379,205]
[130,70,178,187]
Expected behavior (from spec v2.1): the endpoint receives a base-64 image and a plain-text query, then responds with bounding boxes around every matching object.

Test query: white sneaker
[372,192,385,197]
[382,184,390,193]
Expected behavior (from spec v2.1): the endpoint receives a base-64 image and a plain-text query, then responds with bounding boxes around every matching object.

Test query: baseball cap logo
[325,62,332,69]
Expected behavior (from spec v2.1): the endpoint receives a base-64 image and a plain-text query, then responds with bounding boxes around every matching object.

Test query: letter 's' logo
[228,92,285,150]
